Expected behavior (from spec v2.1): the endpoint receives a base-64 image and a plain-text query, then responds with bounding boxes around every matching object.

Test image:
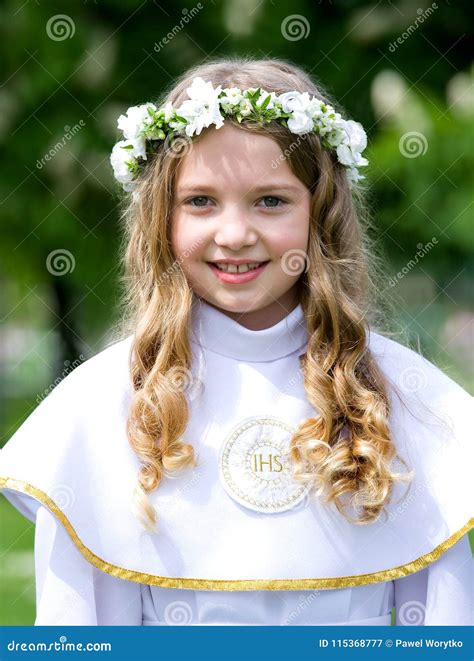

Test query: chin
[210,296,268,314]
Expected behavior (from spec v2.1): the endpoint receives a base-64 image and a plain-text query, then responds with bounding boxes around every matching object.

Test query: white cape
[1,320,472,595]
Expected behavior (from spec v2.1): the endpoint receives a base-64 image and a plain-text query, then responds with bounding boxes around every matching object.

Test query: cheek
[269,223,309,256]
[289,215,310,253]
[171,214,197,256]
[169,213,181,254]
[171,215,208,272]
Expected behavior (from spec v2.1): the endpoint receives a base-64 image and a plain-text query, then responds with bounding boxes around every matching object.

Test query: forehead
[174,122,300,191]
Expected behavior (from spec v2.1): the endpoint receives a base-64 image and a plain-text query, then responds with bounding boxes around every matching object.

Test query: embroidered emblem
[218,416,311,513]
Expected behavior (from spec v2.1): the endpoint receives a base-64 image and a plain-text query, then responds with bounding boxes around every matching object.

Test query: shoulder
[367,329,471,404]
[2,334,136,455]
[367,331,472,541]
[368,327,436,368]
[0,334,140,529]
[70,333,134,382]
[44,334,135,405]
[0,334,138,510]
[366,329,472,476]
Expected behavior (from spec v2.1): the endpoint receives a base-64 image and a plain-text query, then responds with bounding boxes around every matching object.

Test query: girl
[0,57,472,626]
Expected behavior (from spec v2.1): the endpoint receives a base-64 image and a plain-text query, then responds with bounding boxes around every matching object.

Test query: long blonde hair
[112,56,412,531]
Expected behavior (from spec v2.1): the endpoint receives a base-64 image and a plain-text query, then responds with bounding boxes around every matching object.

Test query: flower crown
[110,76,369,192]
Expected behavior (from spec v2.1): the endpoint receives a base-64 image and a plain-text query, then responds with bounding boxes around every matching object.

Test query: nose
[213,207,258,250]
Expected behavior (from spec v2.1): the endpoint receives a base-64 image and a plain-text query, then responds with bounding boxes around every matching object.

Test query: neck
[190,294,308,363]
[197,288,301,331]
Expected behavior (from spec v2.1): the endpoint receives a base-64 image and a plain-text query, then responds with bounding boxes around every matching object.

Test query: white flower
[257,90,277,109]
[278,91,318,134]
[310,105,343,144]
[141,101,175,140]
[176,76,224,136]
[325,126,346,148]
[186,76,223,104]
[163,101,174,122]
[110,137,146,190]
[306,98,325,119]
[117,103,156,140]
[177,99,224,136]
[331,112,346,132]
[239,98,253,116]
[344,120,367,153]
[110,79,370,193]
[336,142,365,167]
[287,111,314,134]
[220,87,243,106]
[346,166,365,186]
[336,120,368,168]
[278,90,314,114]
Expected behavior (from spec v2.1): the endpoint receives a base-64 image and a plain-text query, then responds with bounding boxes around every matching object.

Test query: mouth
[207,260,270,284]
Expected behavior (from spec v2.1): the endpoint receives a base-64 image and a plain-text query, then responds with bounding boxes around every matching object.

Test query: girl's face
[171,123,311,329]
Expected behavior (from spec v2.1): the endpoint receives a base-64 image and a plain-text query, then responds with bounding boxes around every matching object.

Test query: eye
[186,196,212,208]
[258,196,286,209]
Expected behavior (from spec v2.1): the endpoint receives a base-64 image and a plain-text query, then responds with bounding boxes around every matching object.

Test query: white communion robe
[0,296,472,626]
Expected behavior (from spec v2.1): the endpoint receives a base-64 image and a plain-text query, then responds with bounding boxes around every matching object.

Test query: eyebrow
[177,184,302,195]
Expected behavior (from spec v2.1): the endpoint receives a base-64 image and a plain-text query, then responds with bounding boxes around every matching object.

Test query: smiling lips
[207,261,270,283]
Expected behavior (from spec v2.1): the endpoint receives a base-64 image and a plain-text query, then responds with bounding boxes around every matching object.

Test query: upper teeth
[215,262,262,273]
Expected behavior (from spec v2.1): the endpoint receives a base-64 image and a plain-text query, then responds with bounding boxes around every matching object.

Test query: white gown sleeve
[34,504,143,625]
[394,534,473,625]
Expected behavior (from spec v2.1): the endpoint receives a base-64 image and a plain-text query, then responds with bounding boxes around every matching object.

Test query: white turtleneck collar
[190,296,308,362]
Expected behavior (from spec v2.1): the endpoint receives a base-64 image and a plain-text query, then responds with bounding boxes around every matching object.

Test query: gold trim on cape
[1,476,472,591]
